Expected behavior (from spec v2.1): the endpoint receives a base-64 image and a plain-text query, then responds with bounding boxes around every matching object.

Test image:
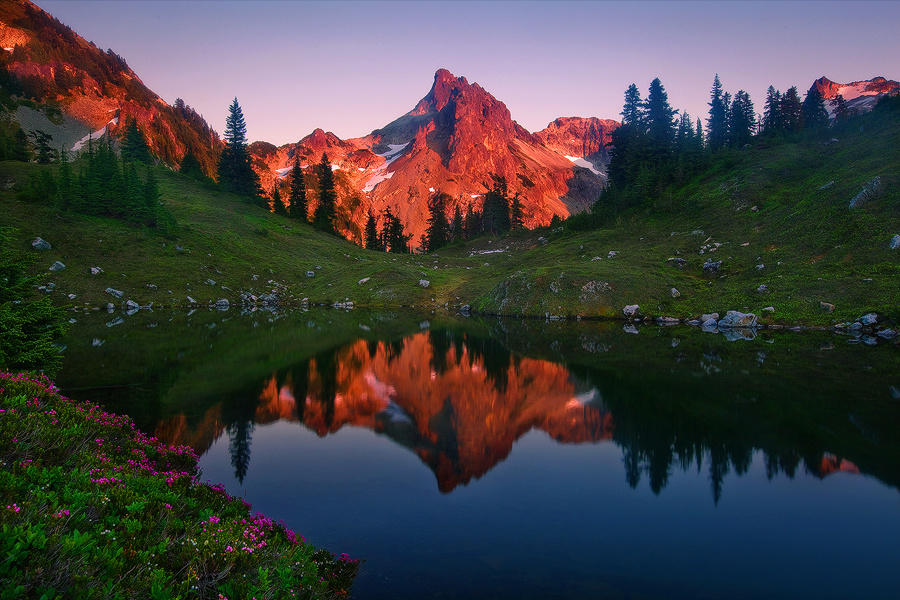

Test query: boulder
[762,306,775,312]
[700,313,719,322]
[105,288,124,299]
[106,317,124,328]
[32,237,51,250]
[819,302,835,313]
[670,288,681,298]
[756,264,765,270]
[358,277,371,285]
[756,284,768,293]
[890,234,900,250]
[186,296,197,304]
[90,267,103,275]
[667,257,687,268]
[206,279,216,286]
[124,300,140,312]
[849,176,881,208]
[306,271,315,278]
[701,318,718,332]
[607,250,618,258]
[419,279,430,288]
[859,313,878,326]
[49,261,66,272]
[459,304,471,315]
[215,298,230,311]
[717,311,758,328]
[623,304,640,318]
[877,328,896,339]
[703,260,722,273]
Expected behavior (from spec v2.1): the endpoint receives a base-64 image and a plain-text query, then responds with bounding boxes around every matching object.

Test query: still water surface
[56,309,900,599]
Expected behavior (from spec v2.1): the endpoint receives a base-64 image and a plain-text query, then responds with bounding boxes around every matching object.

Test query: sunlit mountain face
[153,328,879,500]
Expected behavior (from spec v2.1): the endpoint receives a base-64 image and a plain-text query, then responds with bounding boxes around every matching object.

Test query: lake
[55,308,900,599]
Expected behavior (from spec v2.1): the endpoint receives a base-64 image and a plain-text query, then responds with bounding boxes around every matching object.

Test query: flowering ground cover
[0,372,358,599]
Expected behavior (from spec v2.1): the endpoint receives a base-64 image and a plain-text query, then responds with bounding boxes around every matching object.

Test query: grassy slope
[1,108,898,326]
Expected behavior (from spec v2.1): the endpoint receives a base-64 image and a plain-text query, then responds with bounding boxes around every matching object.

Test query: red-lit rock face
[156,332,614,492]
[811,75,900,118]
[251,69,619,245]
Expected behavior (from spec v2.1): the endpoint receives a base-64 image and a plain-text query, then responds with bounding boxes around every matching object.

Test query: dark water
[56,309,900,599]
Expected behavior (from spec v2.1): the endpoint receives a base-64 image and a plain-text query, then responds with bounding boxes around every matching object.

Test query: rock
[90,266,103,275]
[419,279,430,288]
[358,277,371,285]
[656,316,680,325]
[762,306,775,312]
[67,293,76,300]
[251,274,259,281]
[722,328,757,342]
[106,303,115,312]
[32,237,51,250]
[876,328,896,339]
[91,338,104,347]
[859,313,878,325]
[105,287,124,299]
[750,205,759,212]
[106,317,124,328]
[581,281,611,295]
[306,271,315,278]
[890,386,900,400]
[607,250,618,258]
[125,300,140,312]
[670,288,681,298]
[701,318,718,332]
[623,304,640,318]
[215,298,230,310]
[700,313,719,322]
[819,302,835,313]
[623,324,639,335]
[703,259,722,273]
[146,283,158,290]
[849,176,881,208]
[818,180,835,190]
[862,335,878,346]
[186,296,197,304]
[667,257,687,268]
[890,234,900,250]
[206,279,216,286]
[717,311,758,328]
[459,304,471,315]
[756,284,768,293]
[591,256,602,261]
[49,261,66,272]
[756,264,765,270]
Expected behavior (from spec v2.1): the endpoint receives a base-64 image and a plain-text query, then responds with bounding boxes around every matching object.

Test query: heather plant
[0,372,359,599]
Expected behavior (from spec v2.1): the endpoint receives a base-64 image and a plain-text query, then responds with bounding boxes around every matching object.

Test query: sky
[39,0,900,146]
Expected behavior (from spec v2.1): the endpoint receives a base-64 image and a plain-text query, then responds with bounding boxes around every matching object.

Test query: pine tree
[121,117,152,163]
[621,83,643,126]
[706,74,728,151]
[722,91,732,145]
[380,206,394,251]
[728,90,755,147]
[271,181,286,215]
[645,77,677,147]
[510,191,524,230]
[801,87,829,129]
[28,130,55,164]
[675,111,694,150]
[762,86,783,135]
[179,148,206,180]
[780,86,802,133]
[451,204,464,241]
[313,153,337,233]
[287,156,307,221]
[695,118,704,148]
[364,210,380,250]
[831,94,849,122]
[482,175,510,235]
[216,97,262,200]
[425,192,450,251]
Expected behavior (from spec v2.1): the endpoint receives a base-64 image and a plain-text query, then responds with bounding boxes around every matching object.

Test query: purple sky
[39,0,900,146]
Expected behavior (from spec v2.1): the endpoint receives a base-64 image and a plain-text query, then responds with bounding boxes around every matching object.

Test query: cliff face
[811,75,900,116]
[0,0,221,176]
[251,69,619,245]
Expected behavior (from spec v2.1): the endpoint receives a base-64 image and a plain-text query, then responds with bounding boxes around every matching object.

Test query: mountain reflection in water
[153,328,877,501]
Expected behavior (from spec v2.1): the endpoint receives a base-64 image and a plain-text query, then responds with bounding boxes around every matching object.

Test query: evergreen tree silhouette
[217,97,262,200]
[288,156,307,221]
[313,153,337,233]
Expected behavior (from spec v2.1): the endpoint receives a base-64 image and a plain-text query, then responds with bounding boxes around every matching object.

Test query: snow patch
[363,141,410,193]
[470,194,481,199]
[331,163,340,171]
[72,117,118,152]
[428,187,435,193]
[274,166,292,179]
[565,155,601,175]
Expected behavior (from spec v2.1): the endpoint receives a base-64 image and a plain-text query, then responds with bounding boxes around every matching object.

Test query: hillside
[1,98,898,328]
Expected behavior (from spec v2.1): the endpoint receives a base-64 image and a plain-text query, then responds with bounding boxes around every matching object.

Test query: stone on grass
[703,260,722,273]
[306,271,315,278]
[419,279,430,288]
[623,304,640,318]
[717,311,758,328]
[859,313,878,326]
[756,284,768,293]
[32,237,51,250]
[358,277,371,285]
[607,251,618,258]
[90,267,103,275]
[700,313,719,322]
[49,261,65,272]
[667,257,687,268]
[762,306,775,312]
[848,176,881,209]
[819,302,835,313]
[670,288,681,298]
[186,296,197,304]
[105,287,124,299]
[890,234,900,250]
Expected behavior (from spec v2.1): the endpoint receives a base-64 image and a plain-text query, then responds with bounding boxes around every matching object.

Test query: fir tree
[482,175,510,235]
[216,97,262,200]
[780,86,802,132]
[801,87,829,129]
[451,204,464,241]
[425,192,450,251]
[313,153,337,233]
[675,111,694,150]
[287,156,307,221]
[364,210,380,250]
[621,83,643,126]
[271,181,286,215]
[831,94,849,122]
[121,117,152,163]
[179,148,206,180]
[28,130,55,164]
[695,118,704,148]
[510,191,524,230]
[762,86,783,135]
[645,77,677,147]
[729,90,755,147]
[706,74,728,151]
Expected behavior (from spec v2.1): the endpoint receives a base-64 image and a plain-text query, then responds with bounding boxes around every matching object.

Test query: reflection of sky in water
[201,422,900,600]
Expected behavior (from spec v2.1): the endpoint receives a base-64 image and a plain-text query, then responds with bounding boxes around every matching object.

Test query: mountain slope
[250,69,618,244]
[812,75,900,116]
[0,0,221,175]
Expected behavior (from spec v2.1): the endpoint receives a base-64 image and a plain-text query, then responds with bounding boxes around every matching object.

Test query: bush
[0,373,359,599]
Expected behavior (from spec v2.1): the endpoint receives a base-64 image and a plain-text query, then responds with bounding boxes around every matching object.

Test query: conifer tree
[645,78,677,147]
[287,156,307,221]
[313,153,337,233]
[675,111,694,150]
[425,192,450,251]
[510,191,524,230]
[706,74,728,151]
[831,94,849,122]
[271,181,286,215]
[621,83,643,126]
[380,206,394,251]
[56,149,73,210]
[801,87,829,129]
[451,204,464,241]
[695,118,704,148]
[728,90,755,147]
[482,175,510,235]
[364,210,380,250]
[12,128,30,162]
[179,148,206,180]
[762,86,783,135]
[780,86,802,132]
[28,130,55,164]
[217,97,262,200]
[142,167,160,225]
[121,117,152,163]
